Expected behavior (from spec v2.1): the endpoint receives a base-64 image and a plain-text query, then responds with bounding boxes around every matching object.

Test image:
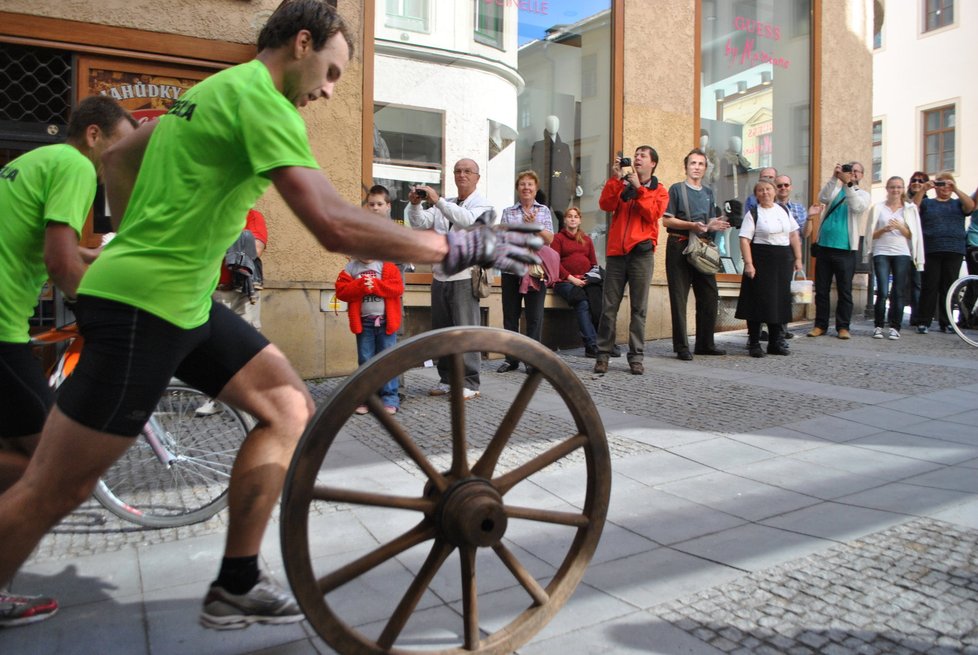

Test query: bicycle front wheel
[93,382,253,528]
[946,275,978,348]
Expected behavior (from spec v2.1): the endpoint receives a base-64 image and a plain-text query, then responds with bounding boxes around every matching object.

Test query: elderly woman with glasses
[911,171,976,334]
[862,177,924,340]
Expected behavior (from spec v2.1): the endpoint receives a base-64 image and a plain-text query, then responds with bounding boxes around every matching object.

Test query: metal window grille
[0,43,72,135]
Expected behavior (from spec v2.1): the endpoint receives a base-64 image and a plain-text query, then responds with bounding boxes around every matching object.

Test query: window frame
[385,0,430,33]
[922,0,954,34]
[871,119,883,184]
[473,0,504,49]
[921,104,955,174]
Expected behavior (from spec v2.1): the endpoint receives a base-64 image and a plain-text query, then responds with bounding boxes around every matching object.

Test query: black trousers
[665,235,719,353]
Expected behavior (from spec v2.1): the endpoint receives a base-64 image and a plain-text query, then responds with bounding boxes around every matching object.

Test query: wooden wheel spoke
[378,539,455,649]
[312,485,433,513]
[471,372,542,478]
[366,394,448,494]
[492,542,549,606]
[505,505,589,527]
[460,545,480,650]
[318,521,435,594]
[448,352,470,478]
[493,434,588,495]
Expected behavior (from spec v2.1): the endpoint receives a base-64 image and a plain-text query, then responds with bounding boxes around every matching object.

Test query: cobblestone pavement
[656,517,978,655]
[9,317,978,655]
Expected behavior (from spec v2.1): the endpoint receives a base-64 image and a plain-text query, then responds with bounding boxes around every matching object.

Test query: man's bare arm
[102,121,157,230]
[269,166,448,265]
[44,224,87,299]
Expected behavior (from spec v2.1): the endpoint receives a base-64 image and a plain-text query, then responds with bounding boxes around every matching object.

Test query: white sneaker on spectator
[462,388,480,400]
[888,328,900,340]
[872,327,884,339]
[195,400,222,416]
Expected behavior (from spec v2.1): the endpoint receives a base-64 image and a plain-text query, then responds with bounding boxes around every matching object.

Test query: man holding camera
[593,147,668,375]
[407,159,495,398]
[808,162,870,339]
[663,148,735,361]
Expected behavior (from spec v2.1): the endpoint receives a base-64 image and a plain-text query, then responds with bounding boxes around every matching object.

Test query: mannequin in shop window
[531,115,582,229]
[719,135,752,204]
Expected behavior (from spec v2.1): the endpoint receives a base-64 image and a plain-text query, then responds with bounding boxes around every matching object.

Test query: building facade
[1,0,873,378]
[871,0,975,204]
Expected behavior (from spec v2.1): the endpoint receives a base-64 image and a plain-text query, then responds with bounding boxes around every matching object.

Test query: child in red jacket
[335,186,404,414]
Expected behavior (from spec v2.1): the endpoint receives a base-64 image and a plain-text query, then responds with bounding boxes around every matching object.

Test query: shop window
[923,0,953,33]
[700,0,811,275]
[923,104,954,173]
[386,0,429,32]
[474,1,504,49]
[872,120,883,183]
[372,0,613,268]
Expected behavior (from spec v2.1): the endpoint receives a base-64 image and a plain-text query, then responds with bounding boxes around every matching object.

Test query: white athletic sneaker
[462,388,480,400]
[888,328,900,340]
[195,400,222,416]
[200,573,302,630]
[872,327,884,339]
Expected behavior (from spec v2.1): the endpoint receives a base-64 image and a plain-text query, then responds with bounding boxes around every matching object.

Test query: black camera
[934,180,947,187]
[619,157,631,168]
[415,187,427,200]
[841,164,852,173]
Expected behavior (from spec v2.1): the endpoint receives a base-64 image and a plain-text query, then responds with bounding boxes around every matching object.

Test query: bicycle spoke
[378,539,454,649]
[492,542,549,606]
[366,394,448,493]
[448,352,469,478]
[460,545,480,650]
[317,520,435,594]
[471,372,542,479]
[505,505,589,527]
[312,486,433,513]
[493,434,587,495]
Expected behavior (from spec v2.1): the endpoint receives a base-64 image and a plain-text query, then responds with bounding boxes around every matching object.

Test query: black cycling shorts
[57,296,269,437]
[0,342,55,439]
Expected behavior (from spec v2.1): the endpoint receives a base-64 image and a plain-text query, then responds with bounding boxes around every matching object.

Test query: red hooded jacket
[334,261,404,335]
[598,177,669,256]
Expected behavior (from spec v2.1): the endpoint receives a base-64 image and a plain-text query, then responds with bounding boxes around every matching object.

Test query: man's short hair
[683,148,707,169]
[365,184,391,204]
[635,145,659,163]
[258,0,355,59]
[66,96,137,139]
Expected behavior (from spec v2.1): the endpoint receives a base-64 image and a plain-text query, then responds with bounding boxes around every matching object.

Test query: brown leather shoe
[807,327,826,337]
[837,329,851,340]
[629,361,644,375]
[593,359,608,374]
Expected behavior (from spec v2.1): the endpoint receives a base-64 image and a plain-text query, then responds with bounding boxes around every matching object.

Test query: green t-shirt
[80,60,319,328]
[818,191,850,250]
[0,144,95,343]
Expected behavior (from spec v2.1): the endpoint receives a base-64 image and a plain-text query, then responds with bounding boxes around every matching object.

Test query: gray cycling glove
[443,224,544,277]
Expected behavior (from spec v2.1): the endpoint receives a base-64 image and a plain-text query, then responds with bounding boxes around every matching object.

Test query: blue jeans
[554,282,598,348]
[872,255,911,330]
[356,321,399,408]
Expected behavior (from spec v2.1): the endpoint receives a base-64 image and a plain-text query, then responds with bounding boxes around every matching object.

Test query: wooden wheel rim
[281,326,611,654]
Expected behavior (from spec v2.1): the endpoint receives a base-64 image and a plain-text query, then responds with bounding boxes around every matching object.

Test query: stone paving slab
[652,517,978,655]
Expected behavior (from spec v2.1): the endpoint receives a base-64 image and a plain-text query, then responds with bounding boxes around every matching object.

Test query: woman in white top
[862,176,923,340]
[735,180,803,357]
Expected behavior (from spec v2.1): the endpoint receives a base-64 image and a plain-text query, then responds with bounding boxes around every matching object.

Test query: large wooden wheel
[281,326,610,654]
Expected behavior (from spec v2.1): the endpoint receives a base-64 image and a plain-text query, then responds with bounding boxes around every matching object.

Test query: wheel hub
[434,478,507,548]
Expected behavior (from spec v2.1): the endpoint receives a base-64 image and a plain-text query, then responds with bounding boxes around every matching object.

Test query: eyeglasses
[910,178,927,184]
[454,168,478,176]
[775,183,791,188]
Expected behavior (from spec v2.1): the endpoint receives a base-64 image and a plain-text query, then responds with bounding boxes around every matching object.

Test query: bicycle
[31,324,253,528]
[945,274,978,348]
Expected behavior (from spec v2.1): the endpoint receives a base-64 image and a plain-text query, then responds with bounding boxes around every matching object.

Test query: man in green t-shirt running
[0,0,540,631]
[0,95,136,627]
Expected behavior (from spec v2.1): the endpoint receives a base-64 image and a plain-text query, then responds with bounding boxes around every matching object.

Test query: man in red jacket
[594,146,669,375]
